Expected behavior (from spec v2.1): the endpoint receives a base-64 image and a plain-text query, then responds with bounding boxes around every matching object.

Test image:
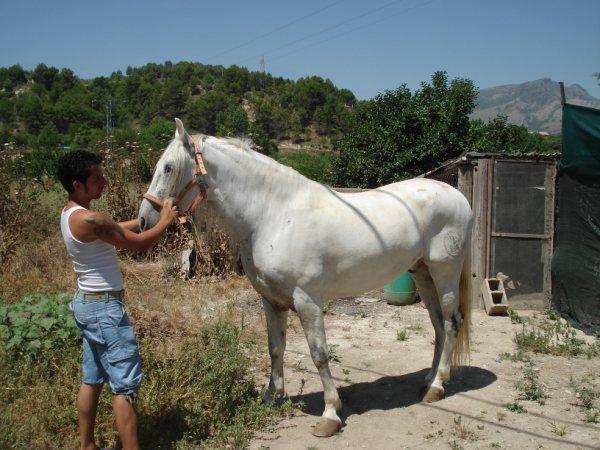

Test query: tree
[36,122,62,149]
[32,63,59,90]
[0,92,15,125]
[0,65,27,91]
[331,71,477,188]
[216,104,249,136]
[185,91,233,135]
[248,92,290,139]
[468,116,560,154]
[16,93,46,134]
[293,76,332,126]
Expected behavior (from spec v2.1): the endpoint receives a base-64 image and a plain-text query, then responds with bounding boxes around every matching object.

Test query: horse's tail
[452,244,471,367]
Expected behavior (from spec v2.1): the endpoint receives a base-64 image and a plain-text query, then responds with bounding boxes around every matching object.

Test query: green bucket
[384,272,417,306]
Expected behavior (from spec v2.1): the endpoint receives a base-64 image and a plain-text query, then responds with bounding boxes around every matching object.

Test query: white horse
[138,119,474,437]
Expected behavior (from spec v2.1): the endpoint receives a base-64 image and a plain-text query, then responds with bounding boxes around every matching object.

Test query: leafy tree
[52,68,78,95]
[0,65,27,92]
[468,116,560,154]
[313,99,352,136]
[0,124,10,143]
[0,93,15,125]
[153,77,188,119]
[185,91,233,135]
[248,123,278,156]
[248,92,290,139]
[69,124,104,150]
[331,71,477,188]
[293,76,332,126]
[32,63,59,91]
[36,122,62,150]
[139,118,174,152]
[53,89,102,132]
[216,104,249,136]
[15,93,46,134]
[218,65,251,97]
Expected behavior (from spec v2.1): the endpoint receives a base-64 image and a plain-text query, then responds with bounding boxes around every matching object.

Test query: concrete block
[481,278,509,316]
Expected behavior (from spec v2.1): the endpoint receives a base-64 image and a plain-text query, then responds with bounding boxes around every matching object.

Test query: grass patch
[515,361,547,404]
[328,343,341,362]
[570,375,600,423]
[0,294,292,449]
[513,312,599,358]
[451,415,479,441]
[498,350,529,363]
[505,402,526,413]
[547,420,568,436]
[396,328,409,341]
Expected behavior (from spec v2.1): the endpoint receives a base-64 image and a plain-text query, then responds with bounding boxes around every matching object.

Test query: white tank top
[60,205,124,292]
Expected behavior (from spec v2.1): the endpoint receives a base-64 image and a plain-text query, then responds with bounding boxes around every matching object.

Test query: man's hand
[159,199,178,225]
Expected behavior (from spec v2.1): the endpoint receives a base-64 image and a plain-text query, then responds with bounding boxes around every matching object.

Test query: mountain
[472,78,600,134]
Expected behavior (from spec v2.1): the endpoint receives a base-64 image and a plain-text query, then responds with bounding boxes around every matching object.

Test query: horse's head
[138,118,202,230]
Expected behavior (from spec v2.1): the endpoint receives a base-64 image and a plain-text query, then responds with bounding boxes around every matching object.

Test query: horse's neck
[202,141,314,241]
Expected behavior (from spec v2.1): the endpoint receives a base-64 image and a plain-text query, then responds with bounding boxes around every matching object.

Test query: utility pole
[260,55,265,90]
[92,98,118,152]
[105,99,114,152]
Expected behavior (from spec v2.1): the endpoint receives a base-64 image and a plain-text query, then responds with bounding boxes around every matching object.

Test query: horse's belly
[317,246,420,298]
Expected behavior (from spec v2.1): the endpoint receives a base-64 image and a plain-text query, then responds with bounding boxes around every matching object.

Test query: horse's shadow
[291,366,497,421]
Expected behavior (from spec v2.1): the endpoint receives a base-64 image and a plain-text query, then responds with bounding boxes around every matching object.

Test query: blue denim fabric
[69,290,143,396]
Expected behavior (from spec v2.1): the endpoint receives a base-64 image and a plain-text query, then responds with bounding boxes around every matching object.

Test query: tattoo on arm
[85,213,126,240]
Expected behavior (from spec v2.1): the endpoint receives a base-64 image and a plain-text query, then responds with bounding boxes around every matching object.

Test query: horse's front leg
[293,288,342,437]
[262,298,288,402]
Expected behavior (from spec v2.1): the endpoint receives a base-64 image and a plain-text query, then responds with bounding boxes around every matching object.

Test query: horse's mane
[205,136,313,186]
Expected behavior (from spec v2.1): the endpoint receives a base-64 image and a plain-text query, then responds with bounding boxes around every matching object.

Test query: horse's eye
[164,165,172,173]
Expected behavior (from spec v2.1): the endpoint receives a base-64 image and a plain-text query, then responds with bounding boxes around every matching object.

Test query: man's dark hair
[57,150,103,193]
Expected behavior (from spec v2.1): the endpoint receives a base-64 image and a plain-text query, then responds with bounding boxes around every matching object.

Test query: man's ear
[73,179,85,193]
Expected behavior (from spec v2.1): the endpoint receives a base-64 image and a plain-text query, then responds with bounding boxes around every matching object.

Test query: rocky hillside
[472,78,600,134]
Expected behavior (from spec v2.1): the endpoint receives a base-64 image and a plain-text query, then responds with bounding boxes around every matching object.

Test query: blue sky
[1,0,598,99]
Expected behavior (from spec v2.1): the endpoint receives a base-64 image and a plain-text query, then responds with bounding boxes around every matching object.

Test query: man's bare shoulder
[70,209,125,240]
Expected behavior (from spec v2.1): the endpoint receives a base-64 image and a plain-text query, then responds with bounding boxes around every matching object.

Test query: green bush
[0,293,79,356]
[0,312,291,449]
[274,151,333,183]
[513,314,599,358]
[331,71,477,188]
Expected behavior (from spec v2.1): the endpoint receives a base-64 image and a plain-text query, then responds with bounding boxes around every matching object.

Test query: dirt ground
[240,295,600,450]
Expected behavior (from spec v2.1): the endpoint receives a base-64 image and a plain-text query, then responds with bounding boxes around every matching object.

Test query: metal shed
[423,152,560,310]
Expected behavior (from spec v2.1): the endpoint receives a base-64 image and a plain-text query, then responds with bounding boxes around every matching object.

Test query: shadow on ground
[291,366,497,422]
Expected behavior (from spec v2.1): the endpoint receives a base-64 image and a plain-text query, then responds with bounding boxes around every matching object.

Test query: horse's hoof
[312,418,341,437]
[262,391,284,405]
[422,386,445,403]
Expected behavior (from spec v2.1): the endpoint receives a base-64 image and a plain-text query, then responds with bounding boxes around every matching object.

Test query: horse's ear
[174,118,186,142]
[175,118,195,151]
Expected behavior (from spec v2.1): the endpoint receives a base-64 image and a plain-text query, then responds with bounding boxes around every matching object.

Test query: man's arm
[70,201,177,253]
[119,219,140,232]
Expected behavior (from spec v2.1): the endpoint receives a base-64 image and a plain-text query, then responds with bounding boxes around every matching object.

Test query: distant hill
[472,78,600,134]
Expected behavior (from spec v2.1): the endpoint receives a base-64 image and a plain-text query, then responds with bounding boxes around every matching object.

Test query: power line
[206,0,348,62]
[269,0,437,63]
[235,0,409,66]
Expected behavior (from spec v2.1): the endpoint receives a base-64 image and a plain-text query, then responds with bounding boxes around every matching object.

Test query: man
[58,150,177,450]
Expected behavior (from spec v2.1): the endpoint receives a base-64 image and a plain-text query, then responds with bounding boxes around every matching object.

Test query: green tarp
[551,103,600,332]
[559,104,600,181]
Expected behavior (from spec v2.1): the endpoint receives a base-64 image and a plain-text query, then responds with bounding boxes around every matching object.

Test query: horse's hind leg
[410,262,445,401]
[424,261,465,401]
[292,287,341,437]
[262,298,288,402]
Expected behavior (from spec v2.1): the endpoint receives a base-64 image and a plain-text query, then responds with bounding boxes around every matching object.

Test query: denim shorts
[69,290,143,396]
